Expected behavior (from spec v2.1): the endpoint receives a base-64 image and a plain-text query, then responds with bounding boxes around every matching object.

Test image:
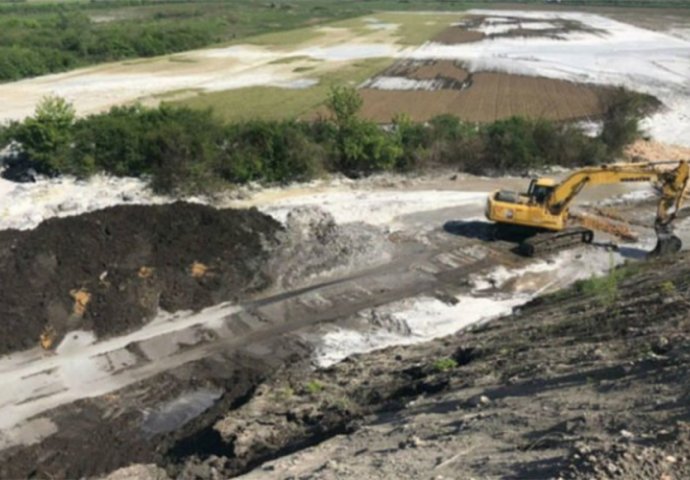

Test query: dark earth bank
[0,202,282,355]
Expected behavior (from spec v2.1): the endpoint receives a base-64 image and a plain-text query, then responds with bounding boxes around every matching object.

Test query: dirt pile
[162,252,690,479]
[268,206,392,289]
[0,202,282,355]
[625,139,690,163]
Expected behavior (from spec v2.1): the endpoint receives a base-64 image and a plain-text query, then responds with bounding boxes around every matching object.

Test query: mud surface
[0,202,281,355]
[167,252,690,479]
[0,175,685,479]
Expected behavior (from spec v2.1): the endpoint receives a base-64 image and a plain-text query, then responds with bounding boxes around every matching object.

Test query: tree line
[0,87,650,194]
[0,0,375,82]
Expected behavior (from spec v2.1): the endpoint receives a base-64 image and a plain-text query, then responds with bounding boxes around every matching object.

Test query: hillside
[138,252,690,479]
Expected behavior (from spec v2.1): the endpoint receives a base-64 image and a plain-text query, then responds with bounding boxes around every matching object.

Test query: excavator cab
[486,176,567,232]
[526,178,556,206]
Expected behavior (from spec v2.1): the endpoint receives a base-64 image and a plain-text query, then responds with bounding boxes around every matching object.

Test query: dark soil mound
[0,202,282,355]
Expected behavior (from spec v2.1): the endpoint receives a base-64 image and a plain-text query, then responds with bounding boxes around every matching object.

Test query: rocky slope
[115,251,690,479]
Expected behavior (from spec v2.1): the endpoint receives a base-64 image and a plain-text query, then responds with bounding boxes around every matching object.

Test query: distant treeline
[0,87,652,194]
[0,0,374,81]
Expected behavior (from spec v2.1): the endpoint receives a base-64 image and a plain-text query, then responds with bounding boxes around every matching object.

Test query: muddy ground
[146,251,690,480]
[0,202,281,355]
[0,175,686,479]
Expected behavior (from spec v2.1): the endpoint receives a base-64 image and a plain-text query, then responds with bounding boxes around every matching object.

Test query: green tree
[326,85,363,127]
[600,88,649,155]
[13,95,77,174]
[483,116,540,172]
[326,85,401,176]
[393,113,429,171]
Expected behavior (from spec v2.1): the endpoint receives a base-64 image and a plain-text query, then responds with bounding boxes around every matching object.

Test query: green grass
[171,57,394,123]
[168,56,198,64]
[152,88,202,100]
[246,27,323,47]
[305,380,325,395]
[268,55,316,65]
[323,11,459,46]
[375,11,460,45]
[575,260,640,307]
[167,10,460,122]
[432,357,459,372]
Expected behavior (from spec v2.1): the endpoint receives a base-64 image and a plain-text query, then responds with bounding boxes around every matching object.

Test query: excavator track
[517,227,594,257]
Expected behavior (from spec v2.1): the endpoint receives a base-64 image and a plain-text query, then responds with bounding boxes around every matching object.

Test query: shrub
[9,95,77,175]
[2,88,646,193]
[327,86,402,176]
[432,357,458,372]
[599,88,659,155]
[393,113,430,171]
[305,380,325,395]
[219,120,325,184]
[482,116,542,172]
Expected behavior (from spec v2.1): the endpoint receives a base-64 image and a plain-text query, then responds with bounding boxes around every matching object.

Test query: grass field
[168,11,464,122]
[171,58,394,122]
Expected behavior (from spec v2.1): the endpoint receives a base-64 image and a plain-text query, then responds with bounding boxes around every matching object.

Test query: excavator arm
[546,161,689,216]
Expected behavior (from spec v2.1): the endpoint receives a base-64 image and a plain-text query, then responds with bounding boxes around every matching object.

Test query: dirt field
[432,26,484,44]
[407,60,469,83]
[359,67,609,123]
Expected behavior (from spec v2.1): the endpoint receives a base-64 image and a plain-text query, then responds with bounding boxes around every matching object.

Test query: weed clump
[432,357,458,372]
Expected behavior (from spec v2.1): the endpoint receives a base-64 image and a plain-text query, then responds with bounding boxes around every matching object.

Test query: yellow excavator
[485,160,690,256]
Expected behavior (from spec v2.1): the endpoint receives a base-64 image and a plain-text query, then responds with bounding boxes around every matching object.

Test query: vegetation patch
[0,0,427,82]
[0,85,647,194]
[246,27,323,48]
[373,11,460,45]
[173,57,393,123]
[432,357,458,372]
[268,55,314,65]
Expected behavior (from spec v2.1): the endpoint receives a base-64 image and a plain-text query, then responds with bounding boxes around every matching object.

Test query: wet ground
[0,172,685,478]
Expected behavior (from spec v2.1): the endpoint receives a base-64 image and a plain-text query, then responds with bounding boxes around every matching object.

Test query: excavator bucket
[650,233,682,256]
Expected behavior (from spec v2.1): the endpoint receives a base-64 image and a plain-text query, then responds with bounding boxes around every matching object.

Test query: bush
[599,88,657,155]
[432,357,458,372]
[393,113,430,171]
[327,85,402,176]
[8,95,77,175]
[3,88,646,193]
[336,120,402,176]
[483,116,543,172]
[219,120,325,184]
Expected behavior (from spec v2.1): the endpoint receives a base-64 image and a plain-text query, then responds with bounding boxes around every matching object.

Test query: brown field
[359,72,609,123]
[409,60,469,83]
[432,27,484,44]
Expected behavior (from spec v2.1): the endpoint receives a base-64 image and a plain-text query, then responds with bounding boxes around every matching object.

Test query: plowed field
[360,70,609,123]
[432,27,484,44]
